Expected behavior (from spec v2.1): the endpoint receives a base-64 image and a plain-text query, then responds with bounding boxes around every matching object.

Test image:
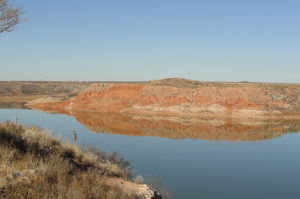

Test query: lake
[1,108,300,199]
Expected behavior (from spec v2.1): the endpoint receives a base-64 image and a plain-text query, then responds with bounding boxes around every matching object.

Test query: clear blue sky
[1,0,300,82]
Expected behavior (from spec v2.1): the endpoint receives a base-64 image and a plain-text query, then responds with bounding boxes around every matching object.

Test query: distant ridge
[23,79,300,119]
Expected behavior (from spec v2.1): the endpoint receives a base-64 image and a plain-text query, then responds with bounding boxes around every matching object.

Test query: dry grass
[149,78,300,89]
[0,121,141,199]
[0,81,93,108]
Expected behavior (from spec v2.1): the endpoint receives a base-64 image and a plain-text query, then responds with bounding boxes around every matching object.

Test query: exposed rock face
[105,178,161,199]
[29,79,300,119]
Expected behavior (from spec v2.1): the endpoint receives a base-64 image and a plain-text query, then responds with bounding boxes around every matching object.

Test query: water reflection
[1,109,300,199]
[69,111,300,141]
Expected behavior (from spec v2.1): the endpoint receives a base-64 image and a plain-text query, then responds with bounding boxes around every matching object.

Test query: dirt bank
[0,121,161,199]
[26,78,300,119]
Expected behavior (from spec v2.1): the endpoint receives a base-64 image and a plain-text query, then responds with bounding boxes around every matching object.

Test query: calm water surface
[0,109,300,199]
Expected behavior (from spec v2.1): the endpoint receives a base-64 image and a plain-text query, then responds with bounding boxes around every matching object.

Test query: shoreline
[0,121,162,199]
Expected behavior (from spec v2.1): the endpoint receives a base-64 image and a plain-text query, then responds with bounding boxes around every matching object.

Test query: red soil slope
[29,79,300,119]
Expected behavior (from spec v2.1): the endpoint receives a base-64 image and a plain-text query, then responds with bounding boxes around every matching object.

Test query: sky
[0,0,300,82]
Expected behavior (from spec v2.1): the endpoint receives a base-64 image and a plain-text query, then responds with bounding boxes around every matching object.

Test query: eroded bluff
[28,78,300,119]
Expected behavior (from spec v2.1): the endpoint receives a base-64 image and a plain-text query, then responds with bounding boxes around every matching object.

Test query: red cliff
[28,78,300,119]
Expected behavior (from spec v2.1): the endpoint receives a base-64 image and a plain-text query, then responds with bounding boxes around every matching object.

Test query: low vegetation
[0,121,145,199]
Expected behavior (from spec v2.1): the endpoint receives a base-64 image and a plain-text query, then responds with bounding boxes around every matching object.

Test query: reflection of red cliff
[29,78,300,119]
[70,111,299,141]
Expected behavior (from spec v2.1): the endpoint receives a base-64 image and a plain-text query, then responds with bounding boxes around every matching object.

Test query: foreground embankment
[0,121,161,199]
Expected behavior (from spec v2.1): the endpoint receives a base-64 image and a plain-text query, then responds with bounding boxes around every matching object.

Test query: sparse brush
[134,175,144,184]
[0,121,144,199]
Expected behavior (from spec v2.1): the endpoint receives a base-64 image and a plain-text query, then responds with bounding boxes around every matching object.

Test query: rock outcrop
[104,178,162,199]
[28,78,300,119]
